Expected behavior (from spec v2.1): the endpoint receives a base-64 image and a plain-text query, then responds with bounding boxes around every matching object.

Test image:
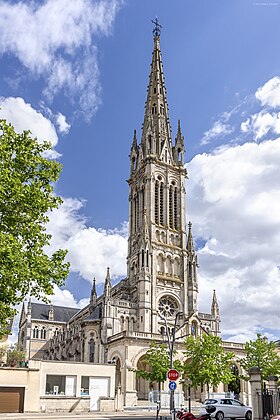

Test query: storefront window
[45,375,76,396]
[81,376,89,395]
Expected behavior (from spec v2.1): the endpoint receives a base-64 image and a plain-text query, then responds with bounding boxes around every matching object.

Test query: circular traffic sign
[167,369,179,381]
[169,381,177,391]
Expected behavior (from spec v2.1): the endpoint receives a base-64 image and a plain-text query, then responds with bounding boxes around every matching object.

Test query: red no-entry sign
[167,369,179,381]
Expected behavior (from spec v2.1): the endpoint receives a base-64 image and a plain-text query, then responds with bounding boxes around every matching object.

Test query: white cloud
[201,121,233,145]
[0,0,122,119]
[50,285,89,309]
[47,198,127,283]
[0,96,59,158]
[56,112,71,134]
[187,138,280,341]
[241,110,280,141]
[255,76,280,108]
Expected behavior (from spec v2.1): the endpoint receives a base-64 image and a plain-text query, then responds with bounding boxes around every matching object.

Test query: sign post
[167,369,179,382]
[159,311,183,420]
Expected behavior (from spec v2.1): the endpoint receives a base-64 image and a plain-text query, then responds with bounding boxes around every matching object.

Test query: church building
[19,24,221,406]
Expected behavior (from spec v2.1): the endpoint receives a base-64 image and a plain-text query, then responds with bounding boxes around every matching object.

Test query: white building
[19,25,223,408]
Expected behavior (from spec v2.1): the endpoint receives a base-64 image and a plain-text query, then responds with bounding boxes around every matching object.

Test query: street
[0,412,171,420]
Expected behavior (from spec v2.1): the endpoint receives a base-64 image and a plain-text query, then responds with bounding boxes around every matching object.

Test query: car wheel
[245,411,252,420]
[216,411,224,420]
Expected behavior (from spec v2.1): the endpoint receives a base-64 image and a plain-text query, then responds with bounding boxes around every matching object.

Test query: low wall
[100,397,115,411]
[0,367,40,412]
[40,396,90,413]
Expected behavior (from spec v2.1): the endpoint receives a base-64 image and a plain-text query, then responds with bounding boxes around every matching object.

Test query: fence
[148,390,184,411]
[256,389,280,419]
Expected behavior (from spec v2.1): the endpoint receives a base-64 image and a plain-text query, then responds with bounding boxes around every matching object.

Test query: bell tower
[127,21,198,334]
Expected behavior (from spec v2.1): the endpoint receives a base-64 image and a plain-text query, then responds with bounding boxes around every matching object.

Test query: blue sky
[1,0,280,342]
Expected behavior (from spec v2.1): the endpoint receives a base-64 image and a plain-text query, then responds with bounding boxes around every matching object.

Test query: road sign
[169,381,177,391]
[167,369,179,381]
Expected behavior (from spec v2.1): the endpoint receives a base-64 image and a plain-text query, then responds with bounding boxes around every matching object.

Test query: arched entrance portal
[228,364,240,397]
[115,357,121,392]
[136,355,153,400]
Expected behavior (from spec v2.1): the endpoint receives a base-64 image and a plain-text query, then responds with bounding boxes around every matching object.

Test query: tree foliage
[131,341,182,390]
[0,119,70,337]
[0,344,26,367]
[132,342,170,388]
[183,334,235,392]
[239,334,280,381]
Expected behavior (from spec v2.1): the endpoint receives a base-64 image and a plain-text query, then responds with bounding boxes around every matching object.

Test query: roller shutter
[0,387,24,413]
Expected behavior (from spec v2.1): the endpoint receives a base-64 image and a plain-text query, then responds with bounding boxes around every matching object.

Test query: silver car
[200,398,252,420]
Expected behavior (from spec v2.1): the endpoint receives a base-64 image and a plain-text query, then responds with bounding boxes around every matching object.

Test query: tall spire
[90,277,97,306]
[174,119,185,165]
[211,289,220,318]
[187,221,195,253]
[140,18,173,163]
[104,267,111,298]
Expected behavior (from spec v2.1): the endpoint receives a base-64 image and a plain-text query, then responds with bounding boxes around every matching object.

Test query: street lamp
[158,310,183,420]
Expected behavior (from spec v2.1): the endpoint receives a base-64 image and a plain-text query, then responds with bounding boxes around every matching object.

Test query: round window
[158,296,178,317]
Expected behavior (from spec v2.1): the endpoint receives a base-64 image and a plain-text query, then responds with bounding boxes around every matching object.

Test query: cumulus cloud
[187,138,280,341]
[0,96,59,158]
[0,0,122,119]
[56,112,71,134]
[201,121,233,145]
[255,76,280,108]
[241,111,280,141]
[47,198,127,283]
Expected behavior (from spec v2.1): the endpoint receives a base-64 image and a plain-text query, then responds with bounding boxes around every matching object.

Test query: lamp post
[159,310,183,420]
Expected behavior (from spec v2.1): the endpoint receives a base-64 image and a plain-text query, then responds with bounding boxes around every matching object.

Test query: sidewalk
[0,410,156,420]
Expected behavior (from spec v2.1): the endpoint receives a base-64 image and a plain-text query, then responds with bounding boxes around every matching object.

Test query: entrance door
[89,377,109,411]
[65,376,76,396]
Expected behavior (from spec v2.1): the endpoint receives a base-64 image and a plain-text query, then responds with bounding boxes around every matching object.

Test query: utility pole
[159,310,183,420]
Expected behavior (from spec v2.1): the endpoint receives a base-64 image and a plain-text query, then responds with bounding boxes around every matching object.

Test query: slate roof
[83,306,102,322]
[31,302,80,323]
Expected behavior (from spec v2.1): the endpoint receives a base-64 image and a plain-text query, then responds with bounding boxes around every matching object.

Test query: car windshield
[204,399,218,405]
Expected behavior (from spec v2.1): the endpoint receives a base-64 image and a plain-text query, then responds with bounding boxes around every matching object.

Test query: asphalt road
[0,412,172,420]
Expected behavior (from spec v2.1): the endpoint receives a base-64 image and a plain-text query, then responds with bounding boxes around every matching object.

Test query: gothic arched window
[169,186,173,229]
[191,321,197,337]
[41,326,46,340]
[89,338,95,363]
[33,325,39,339]
[174,187,178,230]
[155,181,159,224]
[159,183,164,225]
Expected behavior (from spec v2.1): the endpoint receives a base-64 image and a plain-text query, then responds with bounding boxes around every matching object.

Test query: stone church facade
[19,29,223,406]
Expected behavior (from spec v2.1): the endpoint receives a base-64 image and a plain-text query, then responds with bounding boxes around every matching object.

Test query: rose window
[158,296,177,317]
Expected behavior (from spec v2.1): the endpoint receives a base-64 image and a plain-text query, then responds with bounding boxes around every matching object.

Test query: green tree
[0,119,70,337]
[239,334,280,382]
[131,342,170,391]
[6,344,26,367]
[183,334,235,396]
[131,341,182,392]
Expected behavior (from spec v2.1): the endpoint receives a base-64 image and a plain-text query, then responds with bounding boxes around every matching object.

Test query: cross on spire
[151,17,162,38]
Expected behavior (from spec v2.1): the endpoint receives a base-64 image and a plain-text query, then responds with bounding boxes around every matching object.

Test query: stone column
[267,376,278,416]
[249,367,262,420]
[267,375,278,392]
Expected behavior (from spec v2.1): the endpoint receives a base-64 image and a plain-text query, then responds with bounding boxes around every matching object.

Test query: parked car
[200,398,252,420]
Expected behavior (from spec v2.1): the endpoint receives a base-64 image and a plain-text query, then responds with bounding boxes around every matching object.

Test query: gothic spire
[187,221,195,253]
[90,277,97,306]
[211,289,220,318]
[174,119,185,165]
[131,129,137,151]
[104,267,111,297]
[141,19,173,162]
